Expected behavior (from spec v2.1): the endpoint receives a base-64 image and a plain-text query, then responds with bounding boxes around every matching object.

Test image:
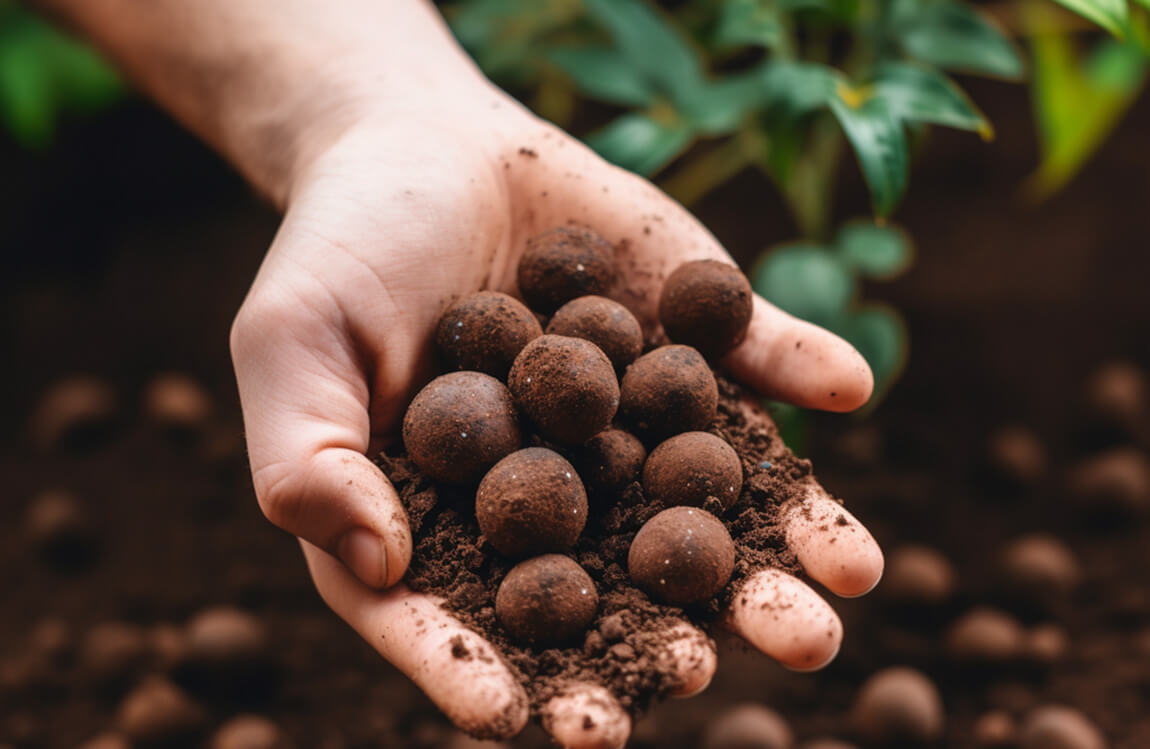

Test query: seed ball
[628,507,735,605]
[1020,706,1105,749]
[495,554,598,645]
[144,373,214,435]
[546,296,643,370]
[944,608,1025,663]
[435,291,543,379]
[988,425,1047,485]
[1067,447,1150,514]
[508,335,619,445]
[80,734,130,749]
[402,371,522,484]
[81,621,147,681]
[1000,534,1081,596]
[880,545,956,605]
[185,607,267,666]
[576,428,646,497]
[29,375,118,452]
[701,704,793,749]
[643,432,742,511]
[851,667,944,744]
[517,227,616,313]
[1025,624,1069,664]
[1085,360,1145,428]
[211,715,289,749]
[117,677,206,744]
[620,345,718,440]
[658,259,753,361]
[973,711,1016,747]
[476,448,588,558]
[24,489,97,570]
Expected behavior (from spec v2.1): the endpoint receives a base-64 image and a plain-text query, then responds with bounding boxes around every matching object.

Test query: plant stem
[780,115,843,240]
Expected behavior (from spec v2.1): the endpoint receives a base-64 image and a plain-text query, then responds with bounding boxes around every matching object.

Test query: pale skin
[42,0,884,744]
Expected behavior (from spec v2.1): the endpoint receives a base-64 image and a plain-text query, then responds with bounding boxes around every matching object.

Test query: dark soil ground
[2,77,1149,747]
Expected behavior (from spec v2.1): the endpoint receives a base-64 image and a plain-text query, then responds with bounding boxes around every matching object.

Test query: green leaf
[829,87,909,217]
[42,33,122,111]
[583,0,704,105]
[681,70,770,134]
[585,112,694,175]
[870,62,992,136]
[765,399,808,455]
[548,46,654,107]
[831,304,908,401]
[759,60,842,117]
[898,1,1025,80]
[1048,0,1128,38]
[714,0,784,50]
[835,221,913,278]
[752,243,854,326]
[0,39,55,147]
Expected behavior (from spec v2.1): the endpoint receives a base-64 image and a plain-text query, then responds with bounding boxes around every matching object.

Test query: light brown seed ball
[1025,624,1069,664]
[1085,360,1145,428]
[145,372,214,433]
[642,432,743,511]
[1000,534,1081,595]
[518,227,616,313]
[29,375,118,452]
[620,345,718,440]
[973,710,1017,747]
[211,715,289,749]
[880,545,956,605]
[701,704,794,749]
[402,371,522,484]
[546,295,643,371]
[1020,706,1105,749]
[508,335,619,445]
[435,291,543,379]
[81,621,148,680]
[988,425,1047,484]
[628,507,735,605]
[116,677,205,744]
[476,448,588,558]
[851,667,944,744]
[185,607,267,666]
[658,259,753,361]
[1067,448,1150,514]
[945,608,1025,663]
[576,428,647,497]
[495,555,598,645]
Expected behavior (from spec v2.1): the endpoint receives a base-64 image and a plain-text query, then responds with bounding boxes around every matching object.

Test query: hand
[229,85,883,743]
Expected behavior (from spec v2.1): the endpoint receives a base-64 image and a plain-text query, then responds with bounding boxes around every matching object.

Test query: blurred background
[2,0,1149,746]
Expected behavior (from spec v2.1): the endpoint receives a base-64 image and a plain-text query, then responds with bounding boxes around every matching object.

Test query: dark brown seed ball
[185,607,268,666]
[1067,447,1150,514]
[517,227,616,313]
[1000,534,1081,596]
[658,259,753,361]
[620,345,718,440]
[643,432,742,511]
[1020,706,1105,749]
[973,711,1016,747]
[435,291,543,379]
[701,704,793,749]
[880,545,956,605]
[402,372,522,484]
[944,608,1025,663]
[117,677,206,744]
[476,448,588,558]
[30,375,119,452]
[628,507,735,605]
[577,428,647,497]
[495,554,598,645]
[988,425,1047,485]
[851,667,944,744]
[508,335,619,445]
[81,621,148,680]
[546,296,643,370]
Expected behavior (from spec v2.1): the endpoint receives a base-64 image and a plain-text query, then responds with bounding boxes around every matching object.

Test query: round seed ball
[1085,360,1145,428]
[851,667,944,744]
[944,608,1025,663]
[546,296,643,370]
[185,607,267,666]
[658,259,753,361]
[145,373,214,434]
[1000,534,1081,596]
[701,704,793,749]
[24,489,97,570]
[435,291,543,379]
[211,715,288,749]
[495,555,598,645]
[517,227,616,313]
[1067,447,1150,514]
[477,448,588,558]
[973,710,1016,747]
[402,371,522,484]
[988,425,1047,485]
[643,432,742,511]
[29,375,118,452]
[1020,706,1105,749]
[628,507,735,605]
[577,428,646,496]
[81,621,148,680]
[508,335,619,445]
[880,545,956,605]
[117,677,206,744]
[1025,624,1069,664]
[620,345,718,440]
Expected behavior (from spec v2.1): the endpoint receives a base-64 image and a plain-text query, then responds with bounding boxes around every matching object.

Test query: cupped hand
[230,85,883,745]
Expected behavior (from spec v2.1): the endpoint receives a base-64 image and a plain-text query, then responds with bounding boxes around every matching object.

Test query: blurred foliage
[0,2,123,148]
[446,0,1149,419]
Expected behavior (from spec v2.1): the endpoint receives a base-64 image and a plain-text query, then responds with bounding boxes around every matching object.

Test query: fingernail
[337,528,388,588]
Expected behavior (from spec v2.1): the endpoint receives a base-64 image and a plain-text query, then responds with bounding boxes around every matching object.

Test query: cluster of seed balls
[400,227,754,646]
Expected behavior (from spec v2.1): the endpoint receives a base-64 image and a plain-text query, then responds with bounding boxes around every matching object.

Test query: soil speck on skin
[518,147,538,159]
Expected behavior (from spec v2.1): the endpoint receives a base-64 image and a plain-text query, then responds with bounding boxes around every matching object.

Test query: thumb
[230,275,411,589]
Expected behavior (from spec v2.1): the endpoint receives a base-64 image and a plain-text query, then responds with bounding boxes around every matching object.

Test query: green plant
[0,1,123,148]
